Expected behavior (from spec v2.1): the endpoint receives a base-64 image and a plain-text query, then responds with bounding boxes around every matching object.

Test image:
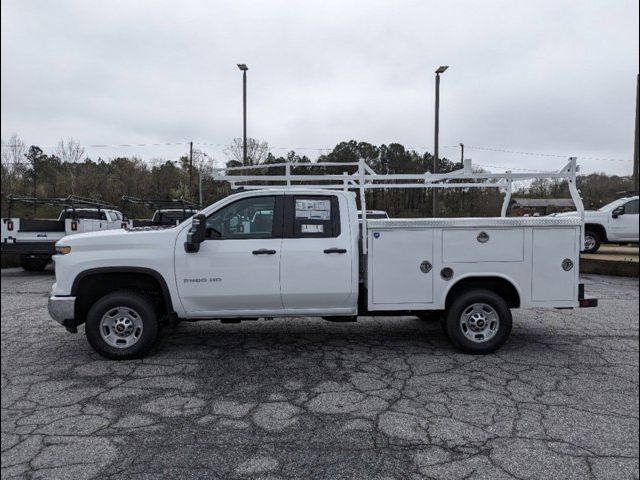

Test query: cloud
[1,0,638,174]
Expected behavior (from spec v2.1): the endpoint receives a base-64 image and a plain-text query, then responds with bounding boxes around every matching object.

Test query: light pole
[633,73,639,192]
[237,64,248,166]
[433,65,448,217]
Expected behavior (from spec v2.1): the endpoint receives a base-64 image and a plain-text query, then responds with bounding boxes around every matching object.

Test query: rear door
[280,194,355,313]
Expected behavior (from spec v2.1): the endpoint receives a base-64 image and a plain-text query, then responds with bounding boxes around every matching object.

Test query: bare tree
[56,137,86,163]
[1,133,27,170]
[1,134,27,195]
[224,138,269,166]
[56,138,86,193]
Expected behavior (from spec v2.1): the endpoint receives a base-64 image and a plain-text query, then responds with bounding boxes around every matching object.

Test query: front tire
[582,230,601,254]
[85,291,160,360]
[444,289,512,354]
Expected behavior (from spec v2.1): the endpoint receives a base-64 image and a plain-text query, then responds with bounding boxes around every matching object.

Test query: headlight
[55,246,71,255]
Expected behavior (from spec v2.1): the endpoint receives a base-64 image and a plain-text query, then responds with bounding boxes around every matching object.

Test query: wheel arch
[443,274,521,309]
[584,223,608,242]
[71,267,174,323]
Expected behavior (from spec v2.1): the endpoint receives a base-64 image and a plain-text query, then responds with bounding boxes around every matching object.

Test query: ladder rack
[211,157,585,253]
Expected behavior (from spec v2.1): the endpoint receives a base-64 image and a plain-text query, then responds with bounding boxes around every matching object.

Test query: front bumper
[48,295,76,329]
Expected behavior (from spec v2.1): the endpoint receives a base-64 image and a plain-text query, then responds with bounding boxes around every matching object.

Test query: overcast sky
[1,0,638,174]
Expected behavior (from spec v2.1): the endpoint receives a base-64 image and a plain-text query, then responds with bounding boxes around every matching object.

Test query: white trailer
[48,158,596,359]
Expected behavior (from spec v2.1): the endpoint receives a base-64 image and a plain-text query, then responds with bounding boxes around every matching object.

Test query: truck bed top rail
[120,196,200,210]
[210,157,585,253]
[5,195,118,217]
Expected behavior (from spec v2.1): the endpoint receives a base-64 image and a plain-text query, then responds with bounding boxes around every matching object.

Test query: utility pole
[189,141,193,196]
[460,143,464,164]
[237,64,249,165]
[33,158,37,214]
[634,73,639,192]
[433,65,448,217]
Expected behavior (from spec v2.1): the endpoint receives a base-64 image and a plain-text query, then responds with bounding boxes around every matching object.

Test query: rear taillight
[7,221,13,231]
[121,222,128,229]
[71,221,78,231]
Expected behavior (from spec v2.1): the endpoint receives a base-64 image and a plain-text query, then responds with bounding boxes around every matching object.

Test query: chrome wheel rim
[99,306,144,349]
[459,303,499,343]
[584,235,596,251]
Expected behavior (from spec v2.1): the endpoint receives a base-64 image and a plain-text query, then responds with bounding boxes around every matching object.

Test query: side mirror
[611,206,624,219]
[184,214,207,253]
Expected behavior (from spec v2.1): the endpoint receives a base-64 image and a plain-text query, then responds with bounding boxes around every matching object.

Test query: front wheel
[582,230,601,254]
[85,291,160,360]
[444,289,512,354]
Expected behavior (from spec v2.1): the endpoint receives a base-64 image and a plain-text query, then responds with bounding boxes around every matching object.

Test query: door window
[623,199,639,214]
[206,196,277,239]
[288,195,340,238]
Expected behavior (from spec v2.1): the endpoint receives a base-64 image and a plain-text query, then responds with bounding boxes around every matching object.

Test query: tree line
[1,134,633,219]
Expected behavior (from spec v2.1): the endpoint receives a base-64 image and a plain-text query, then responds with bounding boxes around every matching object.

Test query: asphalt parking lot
[1,268,638,480]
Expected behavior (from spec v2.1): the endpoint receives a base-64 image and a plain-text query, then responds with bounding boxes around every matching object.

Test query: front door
[610,199,639,241]
[175,195,284,315]
[280,194,355,313]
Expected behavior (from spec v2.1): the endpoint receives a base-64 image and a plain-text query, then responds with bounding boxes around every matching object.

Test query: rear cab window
[285,195,340,238]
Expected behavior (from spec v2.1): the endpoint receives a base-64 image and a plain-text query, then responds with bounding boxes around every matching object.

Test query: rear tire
[445,289,512,354]
[20,255,49,272]
[582,230,601,254]
[85,291,160,360]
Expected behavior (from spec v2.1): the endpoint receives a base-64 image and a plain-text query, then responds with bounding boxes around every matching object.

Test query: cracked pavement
[1,268,638,479]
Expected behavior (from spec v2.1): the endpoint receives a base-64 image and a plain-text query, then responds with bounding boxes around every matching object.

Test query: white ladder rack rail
[211,157,585,254]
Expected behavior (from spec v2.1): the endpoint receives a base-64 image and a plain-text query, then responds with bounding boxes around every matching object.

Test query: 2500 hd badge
[183,277,222,283]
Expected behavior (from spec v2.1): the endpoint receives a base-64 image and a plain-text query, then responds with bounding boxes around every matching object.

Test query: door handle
[324,248,347,254]
[252,249,277,255]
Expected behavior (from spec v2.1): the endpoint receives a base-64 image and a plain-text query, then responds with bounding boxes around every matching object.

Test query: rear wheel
[444,289,512,354]
[582,230,601,254]
[85,291,160,360]
[20,255,50,272]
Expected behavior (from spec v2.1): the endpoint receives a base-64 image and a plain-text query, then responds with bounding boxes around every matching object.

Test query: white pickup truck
[555,194,639,253]
[48,159,597,360]
[120,196,199,228]
[2,196,127,271]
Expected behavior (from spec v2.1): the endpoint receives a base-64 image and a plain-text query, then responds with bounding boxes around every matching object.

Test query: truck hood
[56,226,181,249]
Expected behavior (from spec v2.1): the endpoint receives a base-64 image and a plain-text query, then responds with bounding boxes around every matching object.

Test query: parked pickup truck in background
[47,158,597,360]
[1,195,126,271]
[121,196,199,228]
[555,194,639,253]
